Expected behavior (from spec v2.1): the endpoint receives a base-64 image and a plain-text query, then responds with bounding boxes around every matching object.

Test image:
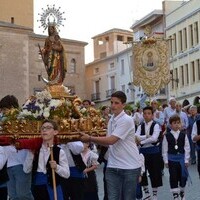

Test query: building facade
[164,0,200,104]
[0,21,87,104]
[0,0,33,29]
[85,29,133,107]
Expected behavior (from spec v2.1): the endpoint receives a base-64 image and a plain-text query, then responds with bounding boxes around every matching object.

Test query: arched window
[70,58,76,73]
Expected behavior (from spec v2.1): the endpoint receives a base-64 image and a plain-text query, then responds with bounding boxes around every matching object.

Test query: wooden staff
[48,144,58,200]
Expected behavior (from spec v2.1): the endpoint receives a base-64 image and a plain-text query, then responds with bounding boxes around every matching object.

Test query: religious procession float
[0,6,106,144]
[0,7,172,145]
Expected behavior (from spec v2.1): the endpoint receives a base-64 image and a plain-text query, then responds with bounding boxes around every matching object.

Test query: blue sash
[139,146,160,154]
[34,172,64,200]
[70,166,86,178]
[168,154,188,178]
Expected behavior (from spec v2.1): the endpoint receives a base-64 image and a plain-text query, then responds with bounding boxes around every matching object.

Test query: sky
[34,0,163,63]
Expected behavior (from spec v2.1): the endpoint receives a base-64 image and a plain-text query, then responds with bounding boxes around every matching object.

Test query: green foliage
[124,104,133,112]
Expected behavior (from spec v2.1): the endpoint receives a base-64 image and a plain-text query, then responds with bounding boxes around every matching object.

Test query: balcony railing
[91,93,101,101]
[106,89,116,98]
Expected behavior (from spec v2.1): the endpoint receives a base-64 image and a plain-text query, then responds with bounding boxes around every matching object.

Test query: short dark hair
[101,106,108,111]
[0,95,19,109]
[82,99,91,105]
[143,106,153,114]
[111,91,127,104]
[162,103,168,109]
[42,119,58,130]
[169,114,181,124]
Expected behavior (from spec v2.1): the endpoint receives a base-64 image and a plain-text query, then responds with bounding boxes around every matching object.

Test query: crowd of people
[0,92,200,200]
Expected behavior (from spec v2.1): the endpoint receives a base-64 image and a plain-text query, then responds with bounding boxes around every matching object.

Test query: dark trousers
[141,153,163,188]
[0,187,8,200]
[168,160,187,189]
[61,177,85,200]
[197,150,200,176]
[83,171,99,200]
[33,185,49,200]
[187,133,196,162]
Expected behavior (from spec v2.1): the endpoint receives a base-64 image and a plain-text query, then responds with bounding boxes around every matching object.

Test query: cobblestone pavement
[96,163,200,200]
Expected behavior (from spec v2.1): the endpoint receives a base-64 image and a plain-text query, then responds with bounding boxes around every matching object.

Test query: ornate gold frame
[133,38,170,96]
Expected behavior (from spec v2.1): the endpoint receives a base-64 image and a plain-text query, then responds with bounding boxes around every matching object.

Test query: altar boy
[162,114,190,200]
[135,106,163,200]
[23,120,70,200]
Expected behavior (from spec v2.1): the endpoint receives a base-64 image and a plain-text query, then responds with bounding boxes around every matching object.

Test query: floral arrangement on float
[1,89,106,142]
[19,90,73,120]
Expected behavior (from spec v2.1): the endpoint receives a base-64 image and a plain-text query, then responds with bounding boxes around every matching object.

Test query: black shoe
[173,193,179,200]
[180,191,185,199]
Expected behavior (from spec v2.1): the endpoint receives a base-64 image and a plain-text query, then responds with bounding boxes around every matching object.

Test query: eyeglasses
[40,126,54,131]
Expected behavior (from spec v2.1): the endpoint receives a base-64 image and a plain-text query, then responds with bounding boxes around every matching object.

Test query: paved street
[96,163,200,200]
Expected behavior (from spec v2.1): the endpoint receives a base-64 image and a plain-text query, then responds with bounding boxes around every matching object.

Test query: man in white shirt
[80,91,141,200]
[164,97,176,130]
[0,94,34,200]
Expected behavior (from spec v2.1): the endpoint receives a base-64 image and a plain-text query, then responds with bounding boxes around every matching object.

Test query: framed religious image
[132,38,170,96]
[142,49,159,71]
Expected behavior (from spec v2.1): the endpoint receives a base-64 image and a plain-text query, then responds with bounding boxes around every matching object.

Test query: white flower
[80,107,87,114]
[23,99,32,107]
[38,109,44,116]
[64,86,70,93]
[43,108,50,118]
[21,110,32,116]
[49,99,62,108]
[35,90,52,102]
[19,89,71,120]
[65,100,72,107]
[33,113,39,118]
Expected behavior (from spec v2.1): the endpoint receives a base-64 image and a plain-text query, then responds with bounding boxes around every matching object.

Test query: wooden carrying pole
[49,144,58,200]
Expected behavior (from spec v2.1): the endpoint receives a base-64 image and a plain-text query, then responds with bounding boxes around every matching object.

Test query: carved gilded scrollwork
[133,38,170,96]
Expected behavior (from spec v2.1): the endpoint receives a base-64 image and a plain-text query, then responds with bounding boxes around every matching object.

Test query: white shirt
[135,120,160,147]
[132,112,144,125]
[23,144,70,179]
[107,110,141,169]
[139,153,145,175]
[60,141,84,167]
[153,110,164,130]
[162,130,190,164]
[191,122,198,142]
[5,145,28,168]
[0,146,7,170]
[164,106,176,127]
[81,150,99,167]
